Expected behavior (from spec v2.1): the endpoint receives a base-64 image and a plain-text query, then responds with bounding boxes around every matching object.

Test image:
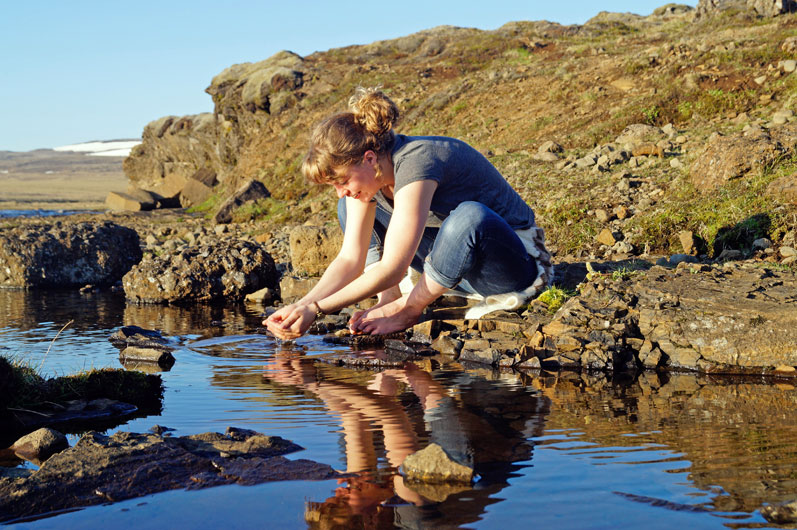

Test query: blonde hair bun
[348,86,400,137]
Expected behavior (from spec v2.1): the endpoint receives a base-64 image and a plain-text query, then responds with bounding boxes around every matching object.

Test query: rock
[781,246,797,258]
[119,346,176,367]
[533,151,560,162]
[689,130,786,192]
[288,225,344,276]
[678,230,697,255]
[767,172,797,204]
[123,239,278,303]
[597,228,618,246]
[615,124,665,149]
[214,179,271,224]
[0,428,336,523]
[109,326,173,350]
[696,0,796,17]
[717,248,743,261]
[105,190,156,212]
[595,209,611,223]
[401,443,473,483]
[538,140,563,153]
[189,167,218,187]
[782,36,797,53]
[179,178,214,208]
[761,500,797,524]
[431,334,464,356]
[0,221,142,288]
[670,253,699,265]
[752,238,772,251]
[245,286,274,303]
[12,428,69,464]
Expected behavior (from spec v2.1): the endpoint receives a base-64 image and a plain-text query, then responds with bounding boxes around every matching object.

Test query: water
[2,289,796,528]
[0,209,100,219]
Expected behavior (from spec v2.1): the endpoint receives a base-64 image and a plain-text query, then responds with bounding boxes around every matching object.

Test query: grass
[231,197,290,224]
[626,156,797,255]
[0,354,163,414]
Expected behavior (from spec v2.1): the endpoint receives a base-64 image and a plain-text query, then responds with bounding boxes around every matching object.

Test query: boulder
[179,177,214,208]
[401,443,474,483]
[690,131,786,192]
[11,428,69,464]
[119,347,175,367]
[289,225,344,276]
[105,188,156,211]
[123,239,278,303]
[0,221,142,288]
[767,172,797,204]
[614,124,665,149]
[214,179,271,224]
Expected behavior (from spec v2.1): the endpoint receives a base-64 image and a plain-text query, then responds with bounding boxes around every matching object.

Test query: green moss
[536,286,573,314]
[231,197,290,224]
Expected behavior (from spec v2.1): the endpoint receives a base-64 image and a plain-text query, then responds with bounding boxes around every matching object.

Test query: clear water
[0,209,99,219]
[2,289,796,529]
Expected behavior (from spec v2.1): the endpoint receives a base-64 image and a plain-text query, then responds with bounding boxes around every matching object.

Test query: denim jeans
[337,198,538,296]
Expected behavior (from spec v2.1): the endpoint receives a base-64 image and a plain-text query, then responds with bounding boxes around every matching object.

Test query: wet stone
[761,500,797,524]
[0,428,336,523]
[109,325,174,350]
[401,443,474,484]
[120,346,176,368]
[11,428,69,465]
[384,339,437,356]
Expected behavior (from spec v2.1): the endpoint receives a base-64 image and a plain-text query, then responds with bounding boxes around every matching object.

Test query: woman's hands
[264,302,316,340]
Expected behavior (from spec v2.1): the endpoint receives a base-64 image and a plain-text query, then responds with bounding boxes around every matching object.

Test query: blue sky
[0,1,697,152]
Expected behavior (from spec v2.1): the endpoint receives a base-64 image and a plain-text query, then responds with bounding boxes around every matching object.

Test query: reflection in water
[3,287,797,528]
[262,352,549,528]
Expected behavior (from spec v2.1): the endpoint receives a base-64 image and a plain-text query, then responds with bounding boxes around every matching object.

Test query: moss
[536,286,573,314]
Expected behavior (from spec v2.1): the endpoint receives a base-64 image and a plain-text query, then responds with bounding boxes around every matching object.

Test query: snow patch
[54,140,140,157]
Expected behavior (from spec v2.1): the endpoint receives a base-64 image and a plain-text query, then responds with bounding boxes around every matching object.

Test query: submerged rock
[0,427,338,523]
[761,499,797,524]
[0,221,142,288]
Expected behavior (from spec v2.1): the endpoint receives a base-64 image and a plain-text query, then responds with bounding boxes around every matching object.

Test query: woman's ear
[363,150,378,167]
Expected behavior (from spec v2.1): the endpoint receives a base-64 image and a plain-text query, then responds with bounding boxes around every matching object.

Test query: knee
[440,202,492,238]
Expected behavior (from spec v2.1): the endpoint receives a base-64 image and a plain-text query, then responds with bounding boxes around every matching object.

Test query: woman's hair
[302,87,400,184]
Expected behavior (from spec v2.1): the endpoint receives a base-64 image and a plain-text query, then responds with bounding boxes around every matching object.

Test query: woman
[265,87,552,340]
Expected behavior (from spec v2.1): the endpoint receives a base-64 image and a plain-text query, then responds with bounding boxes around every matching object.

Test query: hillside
[122,2,797,261]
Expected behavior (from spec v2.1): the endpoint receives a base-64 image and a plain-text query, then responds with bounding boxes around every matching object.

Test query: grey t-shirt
[375,134,536,229]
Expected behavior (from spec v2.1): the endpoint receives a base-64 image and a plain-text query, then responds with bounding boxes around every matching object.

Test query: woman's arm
[315,179,438,312]
[265,197,375,339]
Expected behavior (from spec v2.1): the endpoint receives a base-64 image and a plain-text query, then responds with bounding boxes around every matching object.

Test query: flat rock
[0,428,337,523]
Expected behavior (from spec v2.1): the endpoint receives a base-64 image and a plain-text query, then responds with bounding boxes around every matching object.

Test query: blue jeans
[337,199,538,296]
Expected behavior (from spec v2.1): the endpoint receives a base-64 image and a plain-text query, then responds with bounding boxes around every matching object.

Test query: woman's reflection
[262,350,550,528]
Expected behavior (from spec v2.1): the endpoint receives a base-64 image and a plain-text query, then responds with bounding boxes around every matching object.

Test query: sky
[0,1,697,152]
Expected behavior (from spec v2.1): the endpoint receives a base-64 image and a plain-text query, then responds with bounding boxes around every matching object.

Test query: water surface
[2,289,796,528]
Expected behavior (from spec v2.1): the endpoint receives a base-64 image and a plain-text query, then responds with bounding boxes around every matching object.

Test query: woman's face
[331,151,382,203]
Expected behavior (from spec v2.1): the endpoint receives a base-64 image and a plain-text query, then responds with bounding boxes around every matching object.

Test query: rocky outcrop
[123,113,223,191]
[0,221,142,288]
[0,427,338,523]
[123,239,278,303]
[696,0,797,17]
